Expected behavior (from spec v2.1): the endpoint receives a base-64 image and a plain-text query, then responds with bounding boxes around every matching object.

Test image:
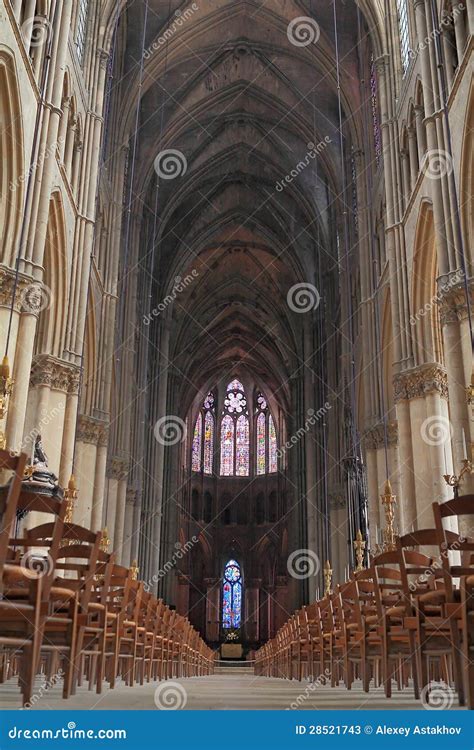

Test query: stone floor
[0,669,464,710]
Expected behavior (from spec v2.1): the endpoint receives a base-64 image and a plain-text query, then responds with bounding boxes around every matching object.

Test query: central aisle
[0,671,461,711]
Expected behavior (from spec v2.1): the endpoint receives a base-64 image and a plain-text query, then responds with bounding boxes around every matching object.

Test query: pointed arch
[411,200,443,366]
[34,191,68,358]
[0,51,24,267]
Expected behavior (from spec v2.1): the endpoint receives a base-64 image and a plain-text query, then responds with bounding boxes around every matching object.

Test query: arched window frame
[255,391,278,475]
[75,0,90,67]
[191,391,215,474]
[396,0,412,77]
[220,380,249,477]
[221,559,242,629]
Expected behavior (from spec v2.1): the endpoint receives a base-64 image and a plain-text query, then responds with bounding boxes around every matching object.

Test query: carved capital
[30,355,80,394]
[107,456,129,480]
[76,414,107,445]
[0,267,36,313]
[437,272,474,325]
[364,421,398,450]
[394,365,448,402]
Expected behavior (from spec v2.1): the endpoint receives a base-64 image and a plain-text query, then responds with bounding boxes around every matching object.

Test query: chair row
[0,450,215,706]
[255,495,474,709]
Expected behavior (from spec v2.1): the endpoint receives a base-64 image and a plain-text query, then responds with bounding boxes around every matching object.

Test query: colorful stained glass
[257,412,266,475]
[269,415,277,473]
[220,415,234,476]
[257,393,267,411]
[204,392,214,409]
[192,413,202,472]
[203,411,214,474]
[222,559,242,629]
[235,415,249,476]
[227,379,244,392]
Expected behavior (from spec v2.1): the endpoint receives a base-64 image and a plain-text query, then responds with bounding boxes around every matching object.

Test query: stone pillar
[113,475,128,564]
[244,580,260,642]
[205,578,220,643]
[121,489,136,568]
[90,428,108,532]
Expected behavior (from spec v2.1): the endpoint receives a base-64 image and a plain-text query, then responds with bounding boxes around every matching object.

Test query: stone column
[244,580,260,642]
[205,578,220,643]
[90,427,109,532]
[121,489,136,568]
[113,471,129,564]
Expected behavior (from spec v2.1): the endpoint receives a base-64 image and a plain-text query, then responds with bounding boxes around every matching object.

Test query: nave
[0,671,463,711]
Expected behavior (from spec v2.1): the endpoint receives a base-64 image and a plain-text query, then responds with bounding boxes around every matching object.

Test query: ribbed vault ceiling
[113,0,374,416]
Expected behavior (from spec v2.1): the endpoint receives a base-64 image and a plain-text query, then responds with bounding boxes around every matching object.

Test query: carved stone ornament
[437,272,474,325]
[394,365,448,403]
[30,355,80,394]
[107,456,129,480]
[0,266,37,313]
[363,421,398,450]
[76,414,108,445]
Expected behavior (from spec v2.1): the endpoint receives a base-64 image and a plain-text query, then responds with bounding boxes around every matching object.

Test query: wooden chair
[432,496,474,706]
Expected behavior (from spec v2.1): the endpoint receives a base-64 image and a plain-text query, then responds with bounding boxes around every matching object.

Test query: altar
[220,643,243,659]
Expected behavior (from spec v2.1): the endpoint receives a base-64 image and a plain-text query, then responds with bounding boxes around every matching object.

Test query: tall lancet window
[269,415,277,473]
[192,392,215,474]
[396,0,411,75]
[75,0,90,66]
[222,559,242,629]
[255,392,278,474]
[220,379,249,476]
[191,414,202,472]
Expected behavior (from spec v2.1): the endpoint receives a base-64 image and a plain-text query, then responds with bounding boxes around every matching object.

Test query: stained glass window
[257,412,266,475]
[397,0,411,75]
[204,411,214,474]
[192,413,202,472]
[220,415,234,476]
[235,415,249,476]
[222,559,242,629]
[227,379,244,392]
[269,415,277,473]
[75,0,90,67]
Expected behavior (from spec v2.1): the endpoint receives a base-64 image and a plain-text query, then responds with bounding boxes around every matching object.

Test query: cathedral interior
[0,0,473,711]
